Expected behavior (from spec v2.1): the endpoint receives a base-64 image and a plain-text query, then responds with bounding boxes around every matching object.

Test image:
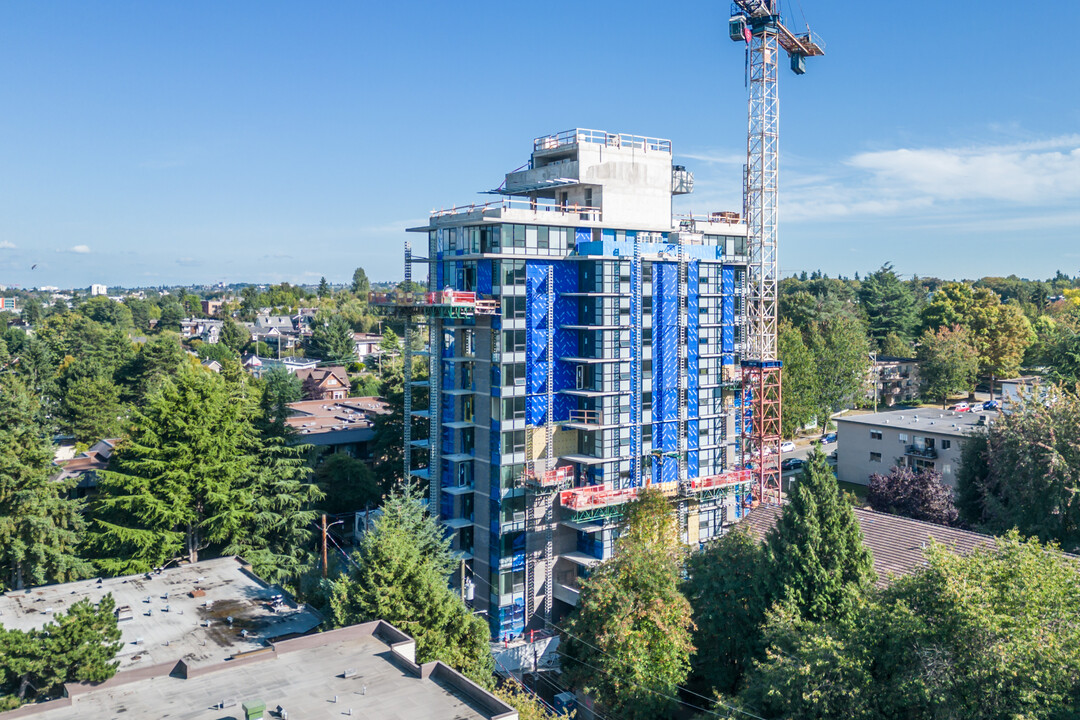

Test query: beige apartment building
[836,408,993,488]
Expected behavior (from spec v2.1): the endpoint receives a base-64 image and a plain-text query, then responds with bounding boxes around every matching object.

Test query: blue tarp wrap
[525,260,578,426]
[652,262,680,484]
[478,259,492,295]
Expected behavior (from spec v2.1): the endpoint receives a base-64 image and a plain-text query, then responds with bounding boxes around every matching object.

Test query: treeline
[779,265,1080,432]
[559,447,1080,720]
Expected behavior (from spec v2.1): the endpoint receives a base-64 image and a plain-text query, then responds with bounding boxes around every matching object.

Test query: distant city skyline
[1,1,1077,289]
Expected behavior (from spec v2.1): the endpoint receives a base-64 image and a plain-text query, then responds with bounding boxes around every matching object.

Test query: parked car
[819,432,837,444]
[780,440,796,453]
[968,402,984,412]
[950,402,970,412]
[982,399,1001,411]
[781,457,805,471]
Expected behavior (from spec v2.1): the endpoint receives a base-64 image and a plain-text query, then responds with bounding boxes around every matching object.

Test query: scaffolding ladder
[543,269,555,621]
[403,242,413,481]
[677,238,690,538]
[631,236,643,487]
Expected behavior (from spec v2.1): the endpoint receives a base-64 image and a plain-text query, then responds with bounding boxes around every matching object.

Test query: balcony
[904,445,938,459]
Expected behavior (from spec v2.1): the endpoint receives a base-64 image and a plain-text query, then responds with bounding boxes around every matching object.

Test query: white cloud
[785,134,1080,222]
[0,241,15,250]
[70,245,91,254]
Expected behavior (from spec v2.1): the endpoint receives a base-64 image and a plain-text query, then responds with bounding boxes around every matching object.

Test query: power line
[555,650,763,720]
[547,620,765,720]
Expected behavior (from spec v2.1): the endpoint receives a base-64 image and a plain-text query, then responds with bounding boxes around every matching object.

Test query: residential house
[1000,375,1043,411]
[52,439,116,498]
[200,358,223,373]
[179,318,224,344]
[353,332,383,360]
[295,366,351,400]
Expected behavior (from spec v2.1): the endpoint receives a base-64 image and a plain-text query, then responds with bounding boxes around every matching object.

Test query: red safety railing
[689,469,753,492]
[560,485,640,512]
[559,481,679,511]
[533,465,574,487]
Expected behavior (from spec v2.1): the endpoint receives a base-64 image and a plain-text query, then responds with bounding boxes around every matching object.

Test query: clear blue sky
[1,1,1077,289]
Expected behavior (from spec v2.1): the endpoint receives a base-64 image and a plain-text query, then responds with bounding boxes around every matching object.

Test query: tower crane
[729,1,823,505]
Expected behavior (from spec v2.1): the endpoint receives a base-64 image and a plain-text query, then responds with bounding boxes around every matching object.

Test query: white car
[780,441,796,453]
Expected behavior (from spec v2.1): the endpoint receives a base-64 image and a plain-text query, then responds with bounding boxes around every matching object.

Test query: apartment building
[836,408,992,488]
[406,129,751,640]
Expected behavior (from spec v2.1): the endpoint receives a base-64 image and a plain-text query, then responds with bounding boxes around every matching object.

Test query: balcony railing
[430,197,601,222]
[533,128,671,154]
[904,445,938,459]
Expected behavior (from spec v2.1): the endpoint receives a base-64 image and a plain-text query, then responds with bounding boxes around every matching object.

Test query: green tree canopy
[351,266,370,296]
[763,449,874,625]
[79,296,132,330]
[736,532,1080,720]
[314,453,381,515]
[329,486,493,681]
[916,325,979,407]
[87,367,258,573]
[684,527,769,696]
[309,313,356,365]
[857,263,917,345]
[808,315,870,421]
[0,594,122,710]
[562,489,695,720]
[219,316,248,352]
[778,320,818,437]
[59,371,124,444]
[0,375,90,590]
[957,386,1080,551]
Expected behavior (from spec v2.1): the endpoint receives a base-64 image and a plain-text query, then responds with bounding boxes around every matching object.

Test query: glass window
[870,430,882,440]
[870,452,882,463]
[537,226,549,250]
[941,439,951,449]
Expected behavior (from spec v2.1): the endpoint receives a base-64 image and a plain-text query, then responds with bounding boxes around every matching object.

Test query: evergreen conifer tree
[0,375,89,590]
[764,449,874,624]
[87,368,257,574]
[329,486,492,681]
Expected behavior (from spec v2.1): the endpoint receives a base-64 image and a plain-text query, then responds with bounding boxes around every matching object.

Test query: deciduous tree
[778,321,817,438]
[867,465,957,526]
[736,532,1080,720]
[351,267,370,296]
[684,527,769,696]
[562,489,695,720]
[957,386,1080,550]
[917,325,979,407]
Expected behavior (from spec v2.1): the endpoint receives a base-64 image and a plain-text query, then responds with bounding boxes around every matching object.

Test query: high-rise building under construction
[390,129,754,640]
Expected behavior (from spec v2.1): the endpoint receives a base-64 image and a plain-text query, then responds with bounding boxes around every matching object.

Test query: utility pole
[870,351,878,413]
[321,513,329,579]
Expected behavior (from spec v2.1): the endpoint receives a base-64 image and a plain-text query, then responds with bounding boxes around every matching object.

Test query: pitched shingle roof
[741,505,995,587]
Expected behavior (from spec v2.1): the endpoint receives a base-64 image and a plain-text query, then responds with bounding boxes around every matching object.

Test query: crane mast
[730,1,823,505]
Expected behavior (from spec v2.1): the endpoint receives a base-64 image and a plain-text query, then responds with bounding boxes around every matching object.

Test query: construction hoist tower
[729,0,823,505]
